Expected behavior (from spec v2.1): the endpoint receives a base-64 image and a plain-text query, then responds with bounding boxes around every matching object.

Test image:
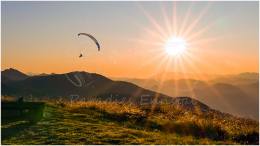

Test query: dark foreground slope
[2,101,258,145]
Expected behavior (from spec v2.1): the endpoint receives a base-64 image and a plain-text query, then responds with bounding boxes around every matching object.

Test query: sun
[164,37,187,57]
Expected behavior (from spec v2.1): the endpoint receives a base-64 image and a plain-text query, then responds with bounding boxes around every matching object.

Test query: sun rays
[128,1,233,108]
[133,2,223,79]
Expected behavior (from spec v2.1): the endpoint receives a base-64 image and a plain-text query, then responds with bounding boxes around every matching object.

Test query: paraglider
[77,33,100,58]
[79,53,83,58]
[77,33,100,51]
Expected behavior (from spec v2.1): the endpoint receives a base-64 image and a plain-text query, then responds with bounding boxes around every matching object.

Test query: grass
[2,100,258,144]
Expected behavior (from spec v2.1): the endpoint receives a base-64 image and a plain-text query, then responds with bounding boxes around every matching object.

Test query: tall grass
[55,100,258,144]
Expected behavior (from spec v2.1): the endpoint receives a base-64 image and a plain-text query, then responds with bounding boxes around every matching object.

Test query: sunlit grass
[62,101,258,137]
[2,100,258,144]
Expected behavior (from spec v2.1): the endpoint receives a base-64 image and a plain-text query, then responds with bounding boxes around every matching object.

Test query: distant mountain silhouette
[193,83,258,120]
[2,68,258,120]
[122,75,259,120]
[2,68,28,83]
[1,69,218,114]
[153,71,219,81]
[2,70,173,104]
[210,72,259,86]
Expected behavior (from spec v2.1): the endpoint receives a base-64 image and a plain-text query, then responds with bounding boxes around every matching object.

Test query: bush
[233,131,259,145]
[203,123,227,140]
[162,121,227,140]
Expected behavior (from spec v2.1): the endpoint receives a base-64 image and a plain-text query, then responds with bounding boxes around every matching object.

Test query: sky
[1,1,259,78]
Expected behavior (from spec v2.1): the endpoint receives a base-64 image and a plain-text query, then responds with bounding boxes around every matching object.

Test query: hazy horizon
[2,1,259,79]
[2,67,259,81]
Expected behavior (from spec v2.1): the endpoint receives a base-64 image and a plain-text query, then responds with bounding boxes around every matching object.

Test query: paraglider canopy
[77,33,100,51]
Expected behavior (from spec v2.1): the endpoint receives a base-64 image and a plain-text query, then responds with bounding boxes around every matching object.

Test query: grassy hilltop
[2,100,258,145]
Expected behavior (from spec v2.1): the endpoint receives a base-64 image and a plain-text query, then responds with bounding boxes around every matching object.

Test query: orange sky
[2,2,259,79]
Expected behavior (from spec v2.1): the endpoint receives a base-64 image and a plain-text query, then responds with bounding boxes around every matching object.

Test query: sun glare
[165,37,187,56]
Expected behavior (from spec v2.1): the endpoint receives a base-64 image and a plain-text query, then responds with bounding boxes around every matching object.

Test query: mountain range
[1,68,258,120]
[2,68,172,104]
[115,73,259,120]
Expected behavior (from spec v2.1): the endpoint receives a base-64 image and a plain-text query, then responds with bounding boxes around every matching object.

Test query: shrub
[162,121,227,140]
[232,131,259,145]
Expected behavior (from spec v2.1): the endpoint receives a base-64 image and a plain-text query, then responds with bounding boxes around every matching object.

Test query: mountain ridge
[2,69,171,104]
[2,68,29,83]
[2,68,258,120]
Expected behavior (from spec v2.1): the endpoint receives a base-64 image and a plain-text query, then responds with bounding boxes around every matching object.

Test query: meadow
[1,99,258,144]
